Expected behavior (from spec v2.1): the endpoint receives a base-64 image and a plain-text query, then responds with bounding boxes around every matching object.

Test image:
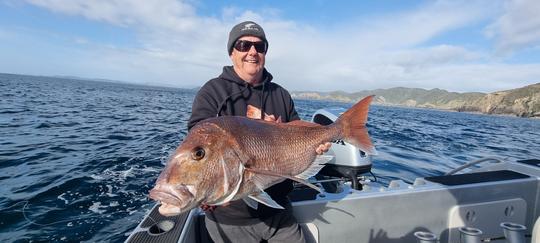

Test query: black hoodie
[188,66,300,225]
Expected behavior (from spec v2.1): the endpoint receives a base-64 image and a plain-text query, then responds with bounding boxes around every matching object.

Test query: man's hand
[200,202,230,212]
[246,105,329,154]
[316,142,332,155]
[263,114,282,123]
[200,204,217,212]
[246,105,282,123]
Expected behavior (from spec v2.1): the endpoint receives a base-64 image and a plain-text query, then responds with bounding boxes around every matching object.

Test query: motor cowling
[311,108,372,190]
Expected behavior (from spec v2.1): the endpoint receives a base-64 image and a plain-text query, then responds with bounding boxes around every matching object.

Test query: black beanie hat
[227,21,268,55]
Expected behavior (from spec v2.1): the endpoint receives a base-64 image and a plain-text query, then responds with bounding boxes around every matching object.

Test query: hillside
[291,83,540,118]
[460,83,540,117]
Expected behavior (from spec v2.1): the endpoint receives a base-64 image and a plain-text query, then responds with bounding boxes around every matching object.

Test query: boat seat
[517,159,540,167]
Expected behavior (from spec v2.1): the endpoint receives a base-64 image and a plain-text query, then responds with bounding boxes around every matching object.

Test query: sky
[1,0,540,93]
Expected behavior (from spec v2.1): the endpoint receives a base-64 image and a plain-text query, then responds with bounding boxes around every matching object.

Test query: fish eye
[191,147,205,161]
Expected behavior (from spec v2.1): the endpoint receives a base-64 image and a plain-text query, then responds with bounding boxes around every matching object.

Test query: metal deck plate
[126,204,191,243]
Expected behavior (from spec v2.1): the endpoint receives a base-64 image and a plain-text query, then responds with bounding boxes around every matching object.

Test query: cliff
[459,83,540,117]
[291,83,540,118]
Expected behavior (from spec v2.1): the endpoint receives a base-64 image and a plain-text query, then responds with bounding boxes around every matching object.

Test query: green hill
[291,83,540,118]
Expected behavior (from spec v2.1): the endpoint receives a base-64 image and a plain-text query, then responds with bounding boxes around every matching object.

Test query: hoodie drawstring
[260,82,267,120]
[216,82,249,117]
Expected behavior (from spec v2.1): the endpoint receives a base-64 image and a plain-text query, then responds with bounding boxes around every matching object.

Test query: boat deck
[126,159,540,243]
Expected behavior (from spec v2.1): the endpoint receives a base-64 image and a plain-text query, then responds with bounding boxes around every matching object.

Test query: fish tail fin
[333,95,377,155]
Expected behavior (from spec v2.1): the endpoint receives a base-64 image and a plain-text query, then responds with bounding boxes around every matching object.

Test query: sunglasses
[234,40,267,53]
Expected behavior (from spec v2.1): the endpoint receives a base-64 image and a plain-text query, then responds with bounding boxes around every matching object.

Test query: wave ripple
[1,74,540,241]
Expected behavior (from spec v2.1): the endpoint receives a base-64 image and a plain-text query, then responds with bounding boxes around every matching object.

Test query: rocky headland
[291,83,540,118]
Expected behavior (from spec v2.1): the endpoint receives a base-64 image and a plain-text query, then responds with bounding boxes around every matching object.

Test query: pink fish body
[150,96,376,216]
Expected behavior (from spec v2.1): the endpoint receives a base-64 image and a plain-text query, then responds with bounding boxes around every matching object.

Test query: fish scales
[149,95,376,216]
[210,116,337,176]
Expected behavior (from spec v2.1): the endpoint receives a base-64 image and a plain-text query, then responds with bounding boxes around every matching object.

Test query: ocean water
[1,73,539,242]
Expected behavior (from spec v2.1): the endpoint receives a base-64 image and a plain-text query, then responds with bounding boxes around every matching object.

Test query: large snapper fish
[149,95,377,216]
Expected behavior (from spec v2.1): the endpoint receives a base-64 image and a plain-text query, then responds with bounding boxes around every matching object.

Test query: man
[188,21,329,243]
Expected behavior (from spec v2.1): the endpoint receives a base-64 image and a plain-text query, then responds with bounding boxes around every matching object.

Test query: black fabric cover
[517,159,540,167]
[425,170,530,186]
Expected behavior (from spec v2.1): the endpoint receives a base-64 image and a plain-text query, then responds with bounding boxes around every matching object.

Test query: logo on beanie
[241,23,259,32]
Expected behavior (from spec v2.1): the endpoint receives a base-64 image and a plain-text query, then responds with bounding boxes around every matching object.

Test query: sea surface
[1,73,539,242]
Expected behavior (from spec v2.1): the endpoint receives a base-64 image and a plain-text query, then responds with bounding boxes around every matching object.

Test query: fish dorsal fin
[245,167,322,193]
[296,155,333,180]
[287,120,322,127]
[247,191,284,209]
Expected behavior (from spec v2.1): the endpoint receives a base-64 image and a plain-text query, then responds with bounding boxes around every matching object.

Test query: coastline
[295,97,540,120]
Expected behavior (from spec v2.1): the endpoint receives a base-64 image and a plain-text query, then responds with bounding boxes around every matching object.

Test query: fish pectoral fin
[245,167,322,193]
[291,177,322,193]
[243,197,259,210]
[247,191,284,209]
[245,168,279,191]
[296,155,334,180]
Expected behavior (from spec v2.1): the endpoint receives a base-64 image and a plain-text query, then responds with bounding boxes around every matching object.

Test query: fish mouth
[149,184,196,216]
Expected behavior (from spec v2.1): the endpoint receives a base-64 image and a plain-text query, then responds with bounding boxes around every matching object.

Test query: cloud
[335,0,491,50]
[264,0,498,91]
[26,0,196,30]
[9,0,540,93]
[485,0,540,54]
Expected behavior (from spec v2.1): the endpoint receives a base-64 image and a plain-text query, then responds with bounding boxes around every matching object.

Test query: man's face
[230,36,266,83]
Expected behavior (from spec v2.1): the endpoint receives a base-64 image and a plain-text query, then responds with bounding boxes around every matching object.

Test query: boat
[126,108,540,243]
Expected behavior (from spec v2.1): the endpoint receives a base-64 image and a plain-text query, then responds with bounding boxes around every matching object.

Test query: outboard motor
[311,108,372,190]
